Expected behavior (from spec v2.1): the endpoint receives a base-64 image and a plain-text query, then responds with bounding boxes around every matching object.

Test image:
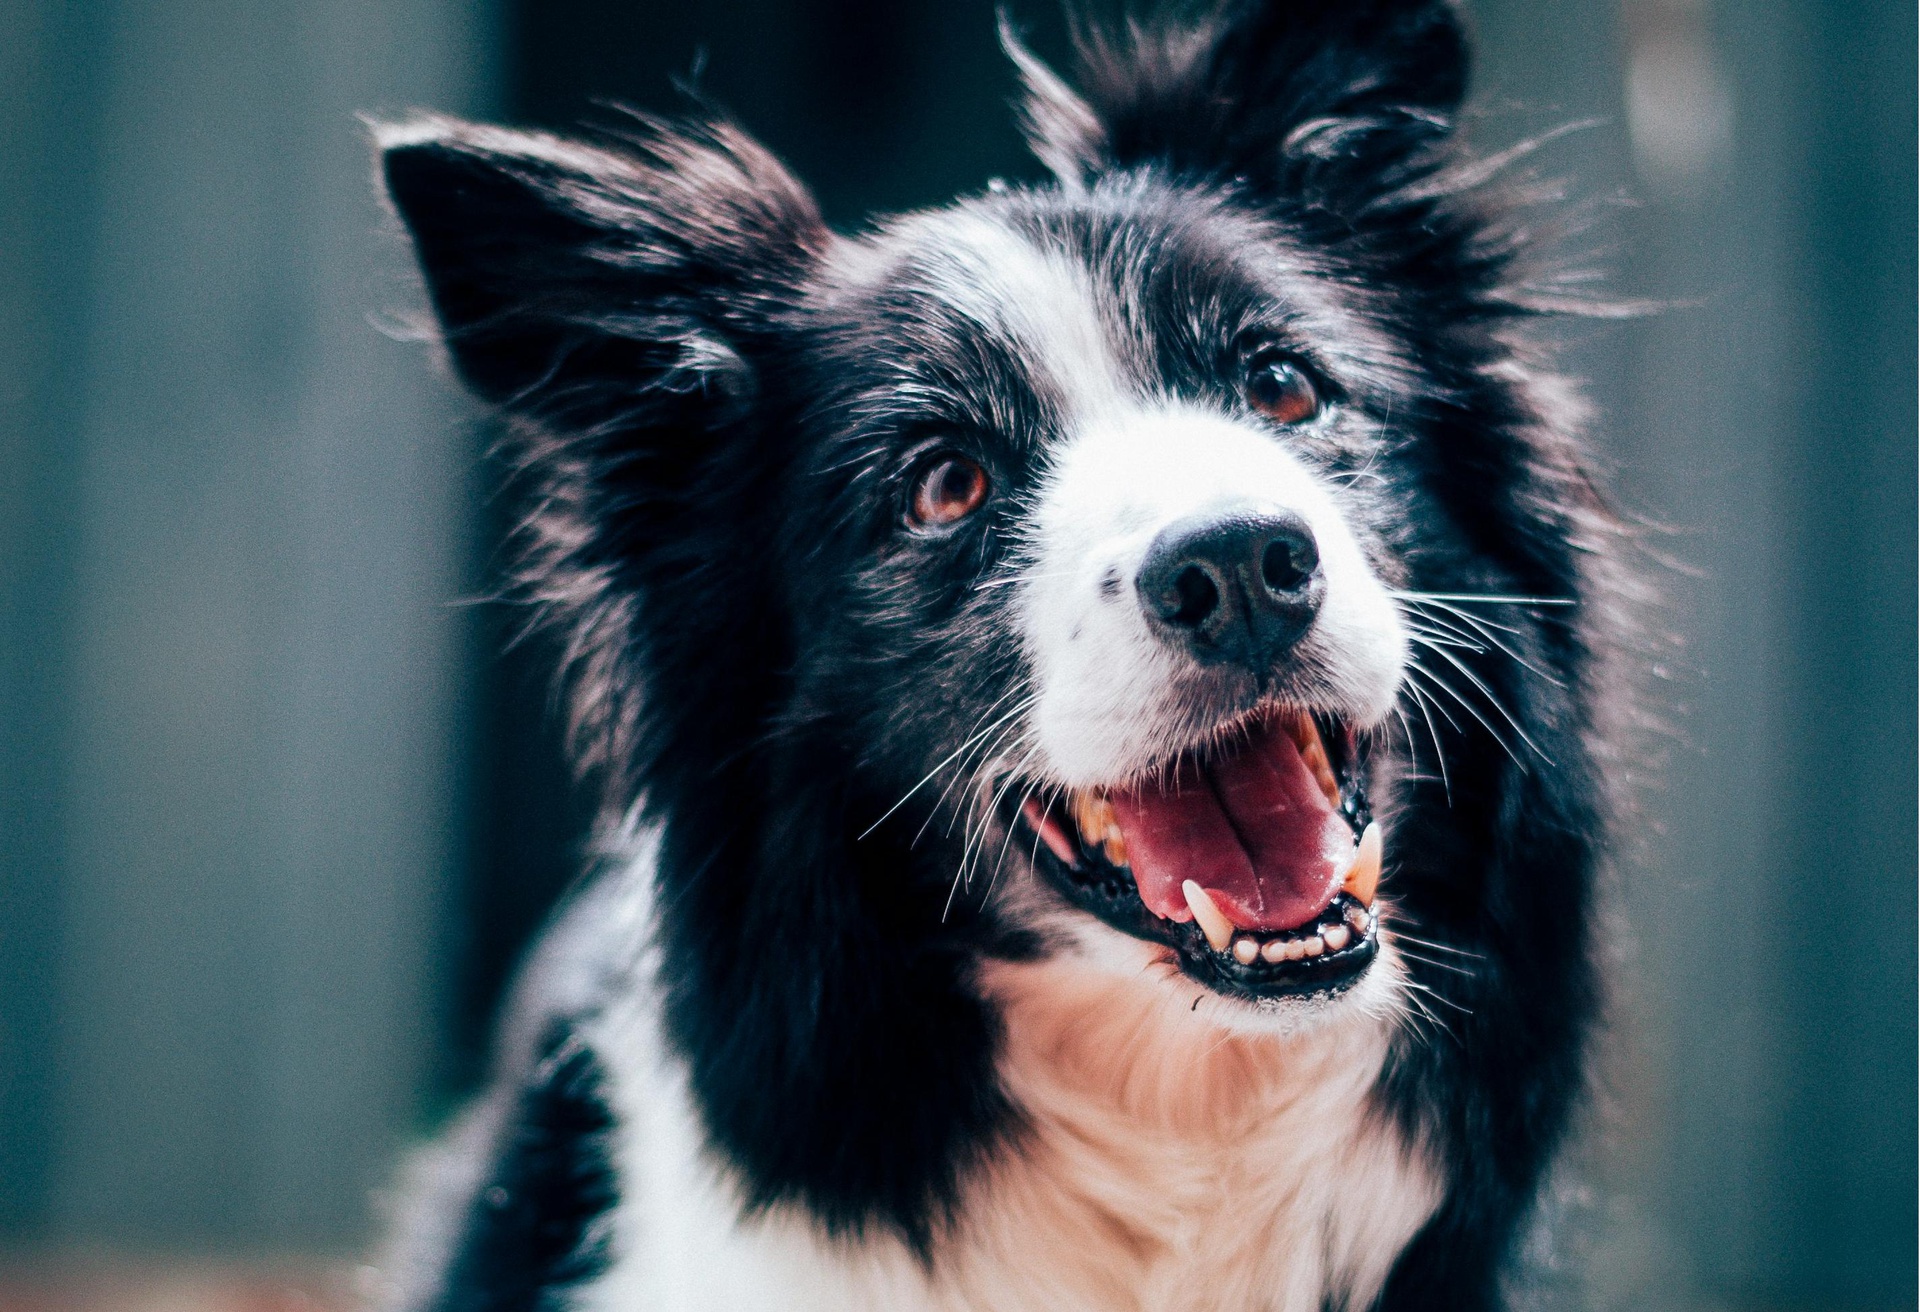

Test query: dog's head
[383,0,1608,1222]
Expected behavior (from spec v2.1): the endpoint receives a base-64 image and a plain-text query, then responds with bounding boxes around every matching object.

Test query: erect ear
[376,114,828,431]
[1006,0,1469,202]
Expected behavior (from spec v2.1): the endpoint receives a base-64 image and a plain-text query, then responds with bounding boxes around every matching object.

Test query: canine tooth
[1232,938,1259,965]
[1294,716,1342,810]
[1182,881,1235,953]
[1303,935,1325,957]
[1323,924,1351,952]
[1261,939,1289,964]
[1101,833,1130,868]
[1339,822,1383,907]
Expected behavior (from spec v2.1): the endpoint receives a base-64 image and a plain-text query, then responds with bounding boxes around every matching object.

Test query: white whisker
[859,687,1026,840]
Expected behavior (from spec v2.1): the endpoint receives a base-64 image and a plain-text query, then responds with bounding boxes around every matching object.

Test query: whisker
[859,688,1026,840]
[1401,596,1526,637]
[917,697,1036,848]
[1390,590,1574,607]
[1399,678,1454,803]
[1401,597,1566,689]
[1403,664,1463,732]
[1400,975,1474,1016]
[1395,989,1453,1051]
[1416,641,1554,764]
[1392,947,1479,978]
[1386,928,1486,960]
[963,745,1030,878]
[1406,661,1526,771]
[1404,624,1487,655]
[984,771,1047,906]
[947,718,1040,914]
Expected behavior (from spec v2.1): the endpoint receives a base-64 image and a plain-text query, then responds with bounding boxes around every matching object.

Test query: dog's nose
[1135,510,1324,671]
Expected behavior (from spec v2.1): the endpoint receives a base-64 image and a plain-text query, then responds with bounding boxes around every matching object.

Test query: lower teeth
[1225,902,1373,966]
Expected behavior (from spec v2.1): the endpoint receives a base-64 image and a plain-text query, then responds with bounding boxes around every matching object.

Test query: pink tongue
[1108,718,1353,932]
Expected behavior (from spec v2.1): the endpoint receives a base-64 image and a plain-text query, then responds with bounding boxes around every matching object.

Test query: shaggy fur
[372,2,1626,1308]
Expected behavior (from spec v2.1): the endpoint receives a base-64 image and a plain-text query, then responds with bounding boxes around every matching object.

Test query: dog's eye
[1246,354,1323,426]
[909,454,991,529]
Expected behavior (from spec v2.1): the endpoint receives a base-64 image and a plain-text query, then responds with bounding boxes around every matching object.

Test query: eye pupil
[1247,356,1322,426]
[910,455,990,528]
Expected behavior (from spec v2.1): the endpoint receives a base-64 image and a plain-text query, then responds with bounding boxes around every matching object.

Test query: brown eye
[1246,354,1323,426]
[909,453,991,528]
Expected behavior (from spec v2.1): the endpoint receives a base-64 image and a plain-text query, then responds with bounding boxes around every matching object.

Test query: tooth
[1068,793,1133,868]
[1323,924,1351,952]
[1070,791,1114,839]
[1339,822,1383,907]
[1182,881,1235,953]
[1261,939,1289,964]
[1293,716,1343,810]
[1284,939,1307,961]
[1232,938,1259,965]
[1345,904,1368,931]
[1303,935,1325,957]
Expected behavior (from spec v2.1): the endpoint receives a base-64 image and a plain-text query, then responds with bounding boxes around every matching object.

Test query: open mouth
[1015,709,1381,1002]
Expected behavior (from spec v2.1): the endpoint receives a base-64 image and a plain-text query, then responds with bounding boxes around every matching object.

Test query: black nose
[1135,509,1324,670]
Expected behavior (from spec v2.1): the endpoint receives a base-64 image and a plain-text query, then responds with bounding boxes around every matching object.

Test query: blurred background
[0,0,1912,1308]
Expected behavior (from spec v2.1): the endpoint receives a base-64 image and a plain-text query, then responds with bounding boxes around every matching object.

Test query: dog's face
[788,191,1421,1024]
[381,0,1578,1050]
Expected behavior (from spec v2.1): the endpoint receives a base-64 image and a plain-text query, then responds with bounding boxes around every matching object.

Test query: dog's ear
[1006,0,1468,203]
[376,115,827,433]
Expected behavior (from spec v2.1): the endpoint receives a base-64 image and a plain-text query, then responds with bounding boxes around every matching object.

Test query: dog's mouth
[1014,709,1381,1001]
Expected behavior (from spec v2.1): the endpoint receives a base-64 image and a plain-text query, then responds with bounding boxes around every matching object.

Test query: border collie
[373,2,1626,1307]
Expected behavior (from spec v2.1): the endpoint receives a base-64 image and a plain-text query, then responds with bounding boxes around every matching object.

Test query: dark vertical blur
[511,0,1066,221]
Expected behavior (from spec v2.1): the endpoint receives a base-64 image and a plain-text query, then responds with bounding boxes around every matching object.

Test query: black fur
[439,1023,619,1310]
[380,0,1621,1305]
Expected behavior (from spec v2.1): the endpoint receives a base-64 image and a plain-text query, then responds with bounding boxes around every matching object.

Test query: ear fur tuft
[1009,0,1470,201]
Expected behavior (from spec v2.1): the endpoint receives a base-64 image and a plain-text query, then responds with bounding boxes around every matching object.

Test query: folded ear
[1007,0,1469,203]
[376,115,828,432]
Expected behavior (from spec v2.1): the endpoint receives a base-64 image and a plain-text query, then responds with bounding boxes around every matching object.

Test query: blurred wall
[0,0,495,1252]
[1469,3,1917,1306]
[0,0,1912,1305]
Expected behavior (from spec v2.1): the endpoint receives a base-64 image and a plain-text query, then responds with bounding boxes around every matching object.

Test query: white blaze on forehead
[904,211,1131,422]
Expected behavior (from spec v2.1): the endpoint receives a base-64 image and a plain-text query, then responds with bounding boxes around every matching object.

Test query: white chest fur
[930,959,1440,1312]
[586,948,1438,1312]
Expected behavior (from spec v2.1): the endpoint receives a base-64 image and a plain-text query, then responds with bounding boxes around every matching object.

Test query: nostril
[1170,565,1220,627]
[1260,533,1318,593]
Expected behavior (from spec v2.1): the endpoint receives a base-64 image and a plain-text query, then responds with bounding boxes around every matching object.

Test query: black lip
[1012,712,1380,1003]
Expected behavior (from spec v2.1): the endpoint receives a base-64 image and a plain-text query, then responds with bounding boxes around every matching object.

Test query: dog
[372,2,1626,1307]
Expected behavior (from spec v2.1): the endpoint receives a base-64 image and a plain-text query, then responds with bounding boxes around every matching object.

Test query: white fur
[567,842,1438,1312]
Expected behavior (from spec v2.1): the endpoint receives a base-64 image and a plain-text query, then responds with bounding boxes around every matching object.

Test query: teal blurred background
[0,1,1912,1307]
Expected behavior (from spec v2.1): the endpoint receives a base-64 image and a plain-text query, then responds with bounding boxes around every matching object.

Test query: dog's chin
[1003,704,1387,1019]
[1038,912,1402,1038]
